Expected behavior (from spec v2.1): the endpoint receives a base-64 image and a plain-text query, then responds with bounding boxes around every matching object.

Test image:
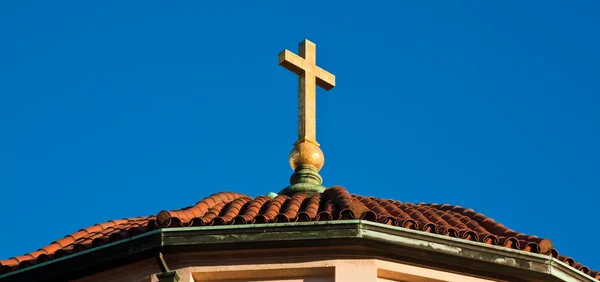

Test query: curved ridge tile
[156,191,248,227]
[276,193,308,222]
[296,194,321,222]
[255,194,290,223]
[233,195,270,224]
[214,196,252,225]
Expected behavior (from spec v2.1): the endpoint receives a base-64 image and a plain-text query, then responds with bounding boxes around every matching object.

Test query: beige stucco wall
[73,254,504,282]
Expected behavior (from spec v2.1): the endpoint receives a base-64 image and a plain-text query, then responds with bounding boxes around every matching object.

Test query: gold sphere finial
[289,139,324,172]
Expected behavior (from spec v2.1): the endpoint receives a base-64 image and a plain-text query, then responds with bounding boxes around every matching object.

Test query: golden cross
[278,39,335,145]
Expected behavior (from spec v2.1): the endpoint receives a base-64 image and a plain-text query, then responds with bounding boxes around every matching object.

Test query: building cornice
[0,220,593,282]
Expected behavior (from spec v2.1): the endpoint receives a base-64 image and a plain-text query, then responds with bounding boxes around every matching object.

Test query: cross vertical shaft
[298,73,316,142]
[279,39,335,146]
[299,40,317,142]
[298,40,317,142]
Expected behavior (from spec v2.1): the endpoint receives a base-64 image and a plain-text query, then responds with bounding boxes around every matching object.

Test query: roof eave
[0,220,594,282]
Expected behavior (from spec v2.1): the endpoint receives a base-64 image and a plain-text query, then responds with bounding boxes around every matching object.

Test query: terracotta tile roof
[1,186,598,280]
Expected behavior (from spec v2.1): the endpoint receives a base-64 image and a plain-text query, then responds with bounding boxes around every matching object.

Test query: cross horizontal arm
[314,67,335,91]
[278,50,336,91]
[278,50,305,76]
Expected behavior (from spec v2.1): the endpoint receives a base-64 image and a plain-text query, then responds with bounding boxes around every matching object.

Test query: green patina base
[278,165,325,196]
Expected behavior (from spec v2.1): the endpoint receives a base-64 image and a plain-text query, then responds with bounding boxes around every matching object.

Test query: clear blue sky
[1,1,599,271]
